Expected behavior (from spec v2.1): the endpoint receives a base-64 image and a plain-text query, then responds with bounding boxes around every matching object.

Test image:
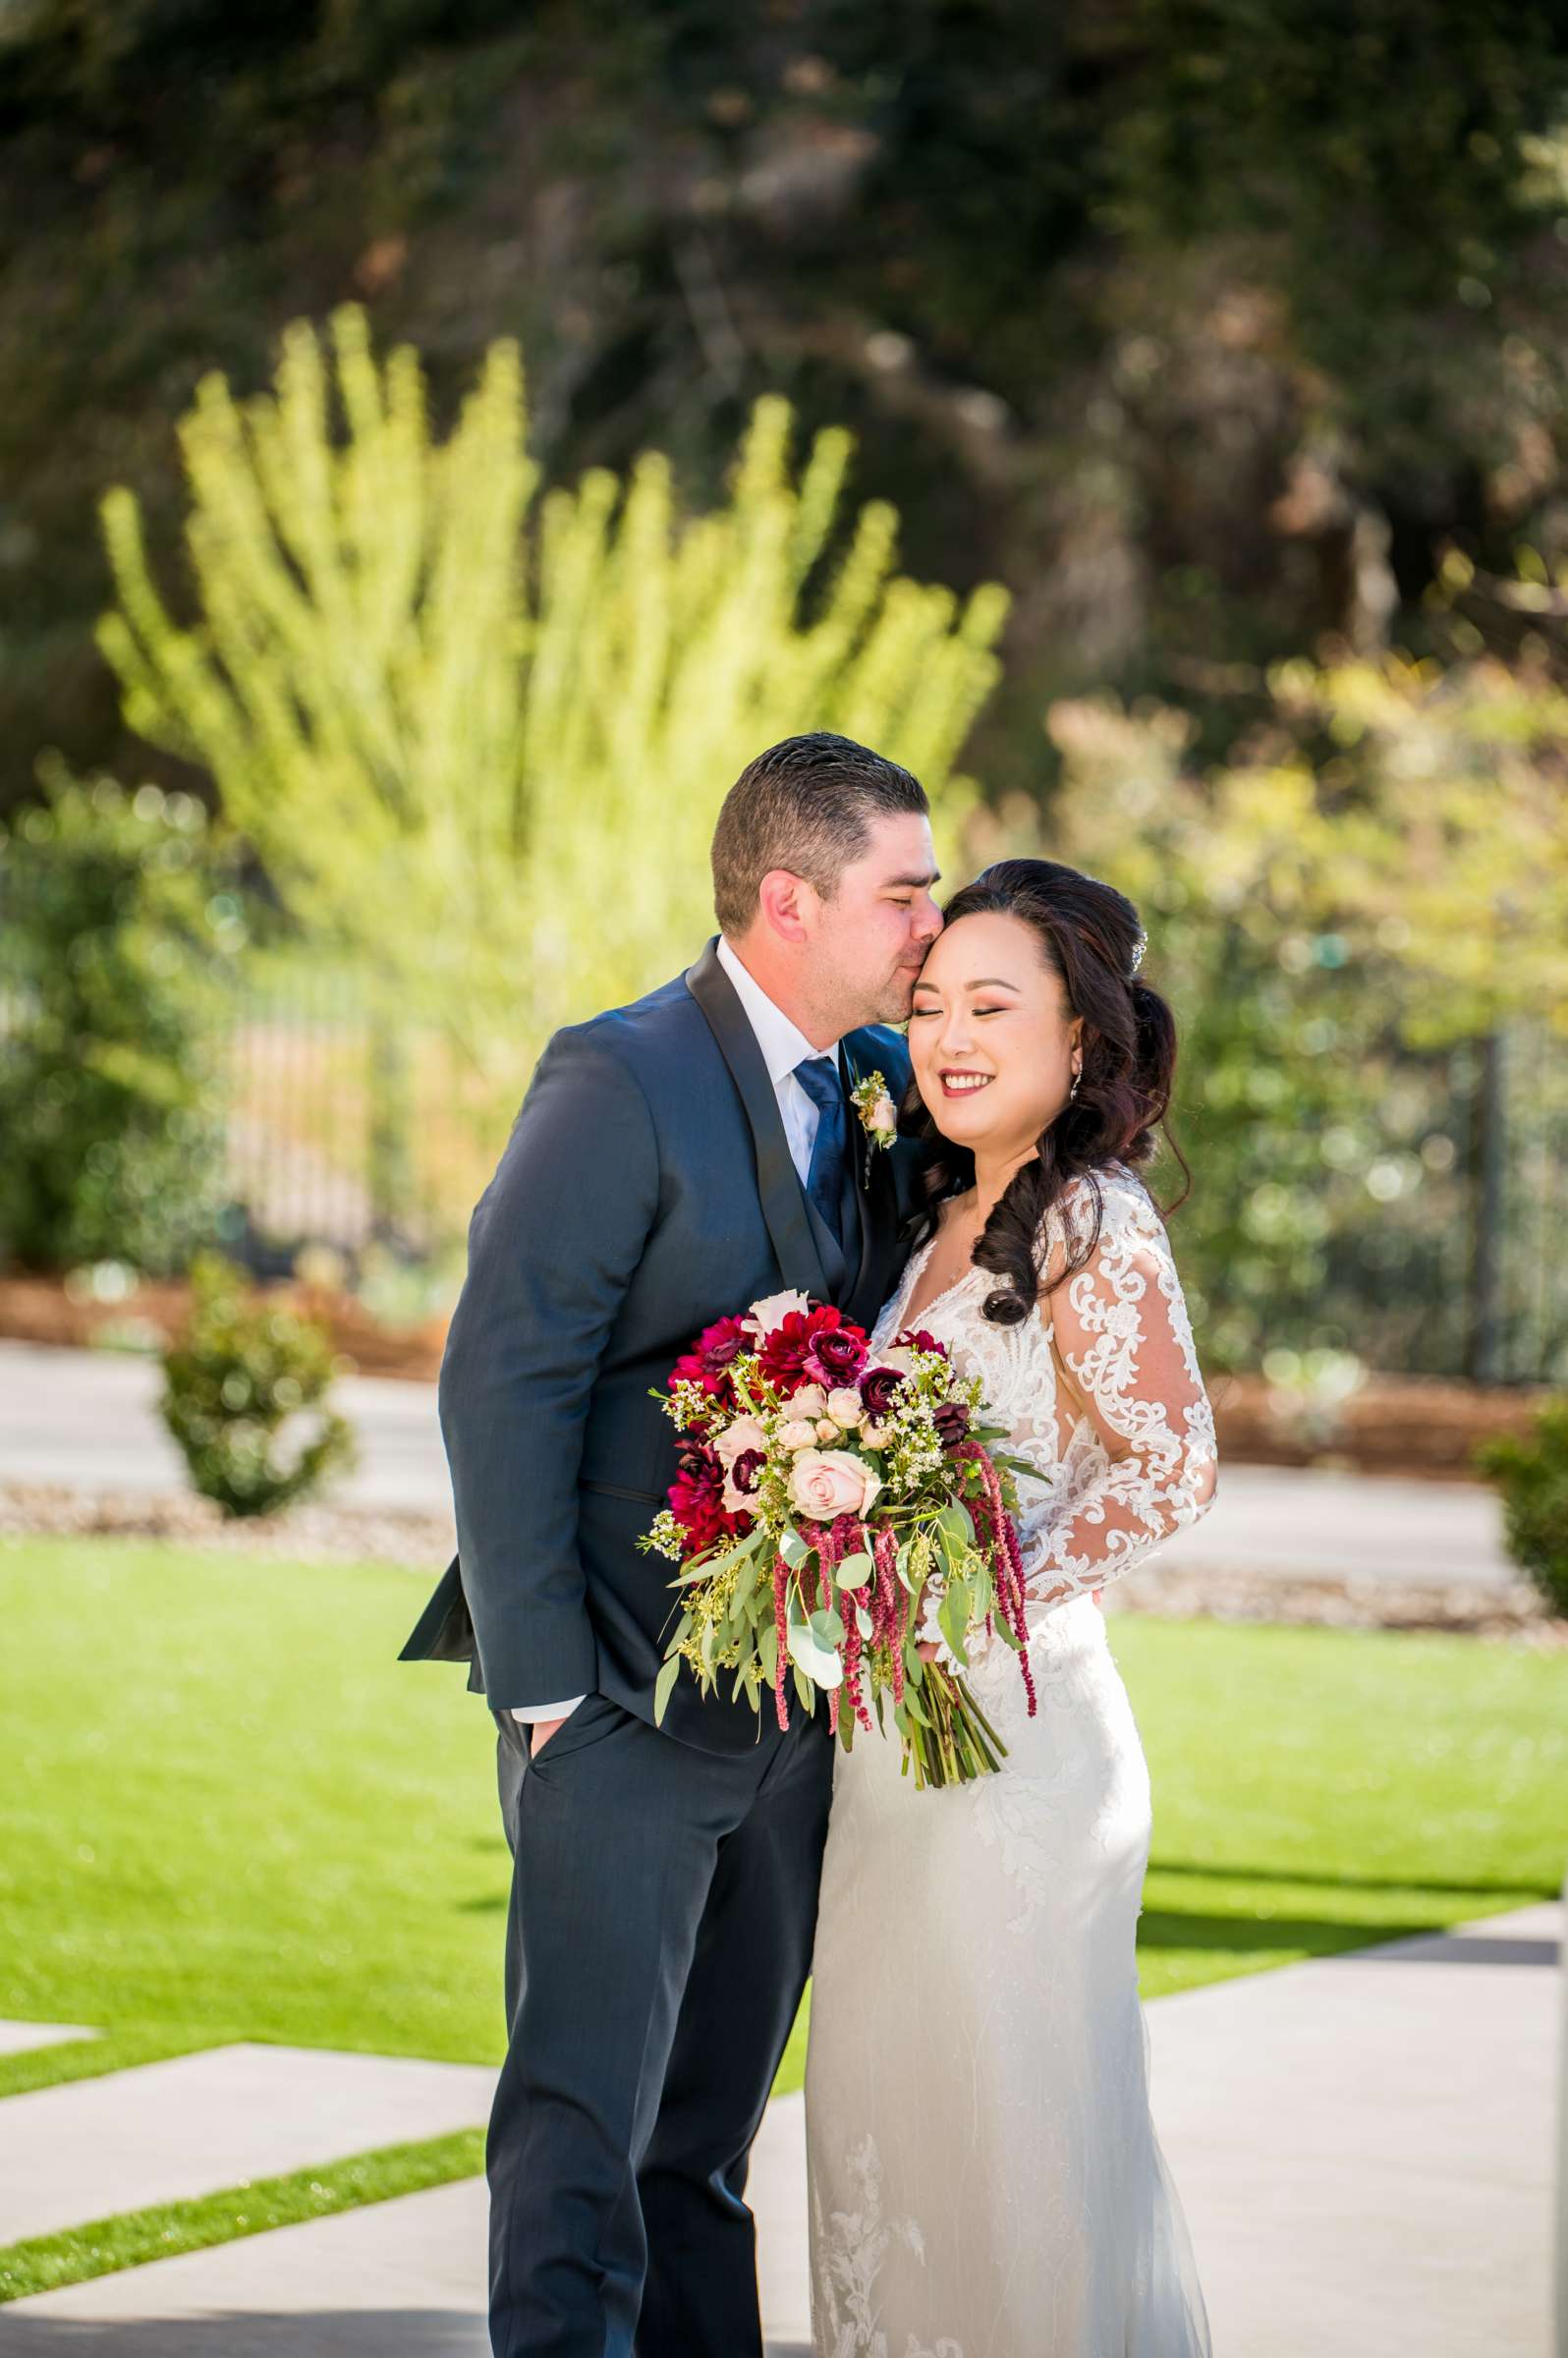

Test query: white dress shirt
[513,937,842,1727]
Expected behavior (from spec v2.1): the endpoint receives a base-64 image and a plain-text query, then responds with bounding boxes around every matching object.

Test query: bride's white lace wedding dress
[805,1160,1217,2358]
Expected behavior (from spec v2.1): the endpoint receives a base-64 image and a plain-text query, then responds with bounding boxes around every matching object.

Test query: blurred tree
[97,304,1006,1120]
[0,763,246,1273]
[5,3,1568,814]
[1032,652,1568,1373]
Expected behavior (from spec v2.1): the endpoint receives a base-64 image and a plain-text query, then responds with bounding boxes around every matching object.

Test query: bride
[805,858,1217,2358]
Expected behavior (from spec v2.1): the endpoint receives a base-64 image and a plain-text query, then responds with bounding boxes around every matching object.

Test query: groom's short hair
[711,732,928,933]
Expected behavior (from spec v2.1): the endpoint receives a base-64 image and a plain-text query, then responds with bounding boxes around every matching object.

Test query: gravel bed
[4,1480,1560,1647]
[0,1481,454,1571]
[1103,1558,1563,1646]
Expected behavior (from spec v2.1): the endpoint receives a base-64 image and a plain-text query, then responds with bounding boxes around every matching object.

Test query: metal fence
[213,977,1568,1384]
[5,945,1565,1381]
[214,967,497,1277]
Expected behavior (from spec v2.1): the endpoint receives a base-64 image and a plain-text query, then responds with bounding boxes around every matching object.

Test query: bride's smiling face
[908,910,1082,1158]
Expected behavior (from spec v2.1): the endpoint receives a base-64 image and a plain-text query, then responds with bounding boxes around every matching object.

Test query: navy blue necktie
[794,1054,848,1248]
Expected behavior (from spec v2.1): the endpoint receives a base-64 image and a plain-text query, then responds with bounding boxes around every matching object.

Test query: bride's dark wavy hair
[904,859,1189,1326]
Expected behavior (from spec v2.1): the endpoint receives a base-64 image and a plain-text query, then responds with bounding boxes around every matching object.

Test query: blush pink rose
[714,1415,768,1469]
[788,1448,882,1524]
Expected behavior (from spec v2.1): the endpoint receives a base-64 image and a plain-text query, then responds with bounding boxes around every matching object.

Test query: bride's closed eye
[911,1004,1008,1019]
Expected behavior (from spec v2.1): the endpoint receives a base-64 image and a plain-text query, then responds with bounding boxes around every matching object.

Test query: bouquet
[640,1289,1039,1787]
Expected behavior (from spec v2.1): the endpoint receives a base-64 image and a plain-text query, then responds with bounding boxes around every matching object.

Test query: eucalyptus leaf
[809,1606,845,1647]
[758,1622,779,1682]
[787,1619,843,1689]
[938,1581,971,1667]
[835,1551,874,1590]
[780,1527,811,1570]
[653,1656,681,1725]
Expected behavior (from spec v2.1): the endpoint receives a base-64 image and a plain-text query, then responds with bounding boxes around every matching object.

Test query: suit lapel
[840,1033,905,1329]
[686,939,831,1302]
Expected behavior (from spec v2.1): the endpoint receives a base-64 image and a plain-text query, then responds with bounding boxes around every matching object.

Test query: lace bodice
[875,1160,1218,1621]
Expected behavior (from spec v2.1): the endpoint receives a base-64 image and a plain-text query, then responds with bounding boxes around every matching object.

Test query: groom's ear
[756,868,814,944]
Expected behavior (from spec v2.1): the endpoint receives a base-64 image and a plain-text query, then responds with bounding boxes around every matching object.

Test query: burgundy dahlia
[758,1303,843,1391]
[668,1345,738,1408]
[669,1442,743,1554]
[696,1314,750,1373]
[807,1321,868,1385]
[896,1326,949,1359]
[858,1364,908,1420]
[933,1400,971,1452]
[728,1447,765,1496]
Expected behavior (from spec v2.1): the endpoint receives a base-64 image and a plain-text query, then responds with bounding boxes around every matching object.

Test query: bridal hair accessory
[850,1070,899,1152]
[639,1292,1039,1787]
[1127,928,1148,979]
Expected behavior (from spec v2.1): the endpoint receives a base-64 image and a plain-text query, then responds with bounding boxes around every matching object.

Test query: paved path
[0,1343,439,1517]
[1151,1901,1559,2356]
[0,1340,1514,1586]
[0,2047,496,2251]
[0,2026,95,2062]
[0,1903,1556,2354]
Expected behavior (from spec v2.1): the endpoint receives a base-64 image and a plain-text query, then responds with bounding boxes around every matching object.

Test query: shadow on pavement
[0,2316,489,2355]
[0,2313,813,2356]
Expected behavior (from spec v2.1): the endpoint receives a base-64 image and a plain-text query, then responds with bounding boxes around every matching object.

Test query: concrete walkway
[0,2026,95,2062]
[0,1338,1515,1586]
[0,1903,1556,2355]
[0,2047,497,2251]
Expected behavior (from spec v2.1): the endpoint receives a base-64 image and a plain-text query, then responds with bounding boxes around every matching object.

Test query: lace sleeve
[1020,1174,1217,1609]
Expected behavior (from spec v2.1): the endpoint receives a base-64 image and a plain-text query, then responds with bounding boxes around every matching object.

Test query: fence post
[1466,1029,1507,1385]
[366,1010,416,1249]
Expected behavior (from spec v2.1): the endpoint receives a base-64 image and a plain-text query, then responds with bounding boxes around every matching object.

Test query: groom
[400,733,941,2357]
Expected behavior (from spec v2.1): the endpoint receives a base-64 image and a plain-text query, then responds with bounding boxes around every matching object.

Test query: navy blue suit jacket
[399,938,924,1755]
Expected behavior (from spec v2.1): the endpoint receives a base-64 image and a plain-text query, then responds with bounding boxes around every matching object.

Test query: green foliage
[0,764,244,1274]
[1037,651,1568,1371]
[1477,1401,1568,1615]
[8,4,1568,824]
[159,1251,357,1516]
[98,305,1007,1120]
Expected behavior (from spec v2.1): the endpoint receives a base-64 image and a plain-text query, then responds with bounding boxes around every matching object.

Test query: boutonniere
[850,1071,899,1173]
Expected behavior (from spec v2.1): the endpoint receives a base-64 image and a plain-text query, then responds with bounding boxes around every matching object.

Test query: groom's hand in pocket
[528,1714,571,1759]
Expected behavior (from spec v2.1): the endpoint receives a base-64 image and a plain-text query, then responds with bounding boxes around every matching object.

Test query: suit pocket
[523,1691,629,1780]
[579,1478,664,1507]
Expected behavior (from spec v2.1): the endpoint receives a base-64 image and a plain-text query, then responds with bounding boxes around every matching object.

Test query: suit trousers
[487,1692,833,2358]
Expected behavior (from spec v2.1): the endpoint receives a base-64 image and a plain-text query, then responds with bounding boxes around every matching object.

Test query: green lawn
[3,1536,1564,2096]
[1,1534,1563,2302]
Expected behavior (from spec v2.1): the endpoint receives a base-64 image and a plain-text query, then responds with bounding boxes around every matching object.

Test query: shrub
[0,763,246,1275]
[98,308,1008,1137]
[161,1252,357,1517]
[1476,1400,1568,1616]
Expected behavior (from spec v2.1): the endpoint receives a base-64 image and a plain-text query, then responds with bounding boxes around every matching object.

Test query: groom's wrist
[509,1695,587,1722]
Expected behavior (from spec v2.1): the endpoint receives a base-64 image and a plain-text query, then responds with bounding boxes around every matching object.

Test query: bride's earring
[1068,1064,1082,1103]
